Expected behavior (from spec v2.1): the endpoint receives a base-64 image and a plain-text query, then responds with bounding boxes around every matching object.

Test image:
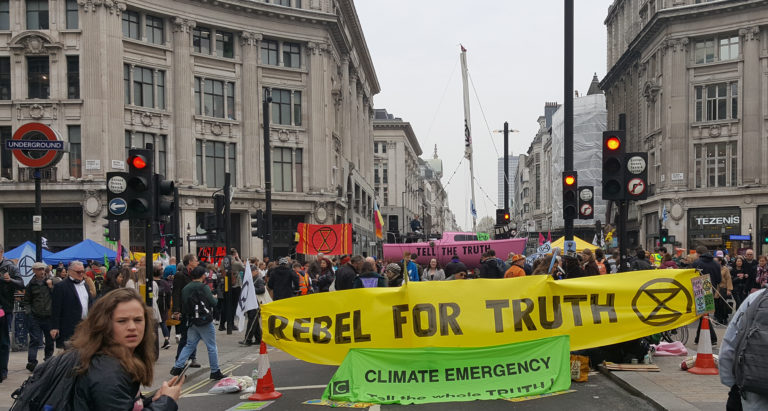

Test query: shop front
[687,207,741,253]
[757,206,768,256]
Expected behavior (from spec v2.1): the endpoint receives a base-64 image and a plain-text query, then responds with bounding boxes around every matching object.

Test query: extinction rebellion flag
[296,223,353,256]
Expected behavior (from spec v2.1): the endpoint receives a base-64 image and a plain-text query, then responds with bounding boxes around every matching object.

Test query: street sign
[579,187,593,201]
[188,234,211,241]
[564,240,577,253]
[107,175,127,194]
[580,203,593,217]
[9,123,66,168]
[108,198,128,216]
[32,215,41,232]
[627,178,646,196]
[626,155,647,174]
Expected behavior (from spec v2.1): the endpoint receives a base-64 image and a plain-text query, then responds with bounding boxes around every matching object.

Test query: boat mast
[460,45,477,233]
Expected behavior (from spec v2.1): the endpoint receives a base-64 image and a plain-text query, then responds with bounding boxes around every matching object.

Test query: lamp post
[186,223,191,254]
[492,126,520,211]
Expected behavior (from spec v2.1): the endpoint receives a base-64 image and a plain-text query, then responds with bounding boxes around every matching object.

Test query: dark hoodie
[692,253,722,286]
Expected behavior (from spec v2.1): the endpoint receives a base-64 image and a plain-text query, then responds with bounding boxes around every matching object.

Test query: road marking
[274,384,327,390]
[369,405,381,411]
[181,364,240,396]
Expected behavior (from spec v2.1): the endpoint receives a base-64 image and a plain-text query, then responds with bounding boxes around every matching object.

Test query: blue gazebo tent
[3,241,53,260]
[44,239,117,265]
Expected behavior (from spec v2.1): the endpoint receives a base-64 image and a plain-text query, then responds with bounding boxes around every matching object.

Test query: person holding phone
[70,288,182,410]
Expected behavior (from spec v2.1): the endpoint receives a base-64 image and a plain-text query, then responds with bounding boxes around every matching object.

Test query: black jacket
[629,257,653,271]
[479,258,504,278]
[692,254,722,287]
[267,265,299,300]
[24,277,53,318]
[73,354,178,411]
[51,278,93,343]
[335,264,358,290]
[444,260,468,276]
[172,267,191,313]
[0,258,23,312]
[316,270,334,292]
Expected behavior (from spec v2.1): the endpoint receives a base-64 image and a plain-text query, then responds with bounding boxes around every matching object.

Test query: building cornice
[601,0,767,90]
[373,121,422,156]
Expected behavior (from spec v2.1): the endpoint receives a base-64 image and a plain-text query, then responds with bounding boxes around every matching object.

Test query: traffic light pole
[174,186,181,259]
[263,91,273,259]
[224,173,231,253]
[34,169,42,262]
[563,0,574,242]
[503,122,509,212]
[144,142,154,308]
[618,200,628,272]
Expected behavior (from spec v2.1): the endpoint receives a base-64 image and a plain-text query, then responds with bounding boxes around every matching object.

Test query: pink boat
[381,232,526,269]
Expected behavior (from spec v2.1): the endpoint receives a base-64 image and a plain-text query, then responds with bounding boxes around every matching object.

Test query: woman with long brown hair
[71,288,182,410]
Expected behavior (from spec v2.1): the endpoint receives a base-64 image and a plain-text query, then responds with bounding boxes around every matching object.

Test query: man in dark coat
[24,262,54,371]
[0,244,23,381]
[267,257,300,300]
[172,254,198,367]
[335,255,363,290]
[51,260,92,350]
[444,256,468,277]
[479,252,504,278]
[692,245,721,345]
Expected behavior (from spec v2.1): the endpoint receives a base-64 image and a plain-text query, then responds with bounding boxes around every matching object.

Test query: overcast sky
[356,1,611,231]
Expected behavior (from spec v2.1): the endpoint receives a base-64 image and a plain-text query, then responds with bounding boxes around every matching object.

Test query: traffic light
[578,186,594,220]
[602,131,625,201]
[127,149,153,219]
[624,152,648,200]
[660,228,669,244]
[495,208,511,226]
[762,229,768,244]
[154,174,175,221]
[251,209,264,238]
[214,194,226,233]
[562,171,578,220]
[103,219,119,242]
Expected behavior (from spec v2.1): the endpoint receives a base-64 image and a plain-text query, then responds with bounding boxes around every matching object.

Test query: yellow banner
[262,269,700,365]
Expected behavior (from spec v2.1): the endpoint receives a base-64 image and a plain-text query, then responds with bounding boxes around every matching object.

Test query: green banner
[477,232,490,241]
[322,335,571,404]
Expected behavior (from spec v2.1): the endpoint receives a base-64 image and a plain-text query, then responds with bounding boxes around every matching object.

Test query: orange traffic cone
[687,315,719,375]
[249,342,283,400]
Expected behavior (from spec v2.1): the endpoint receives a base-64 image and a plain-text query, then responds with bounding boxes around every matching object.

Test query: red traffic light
[130,155,148,169]
[605,137,621,151]
[564,174,576,186]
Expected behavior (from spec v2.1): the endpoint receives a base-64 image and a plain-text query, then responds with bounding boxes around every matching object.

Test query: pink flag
[547,232,552,242]
[539,233,545,245]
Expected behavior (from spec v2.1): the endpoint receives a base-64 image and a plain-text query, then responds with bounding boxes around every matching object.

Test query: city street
[0,328,657,411]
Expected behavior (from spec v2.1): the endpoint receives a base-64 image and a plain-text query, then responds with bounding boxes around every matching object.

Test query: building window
[205,141,226,188]
[229,143,236,186]
[195,77,235,119]
[156,134,166,176]
[374,167,379,184]
[123,65,130,105]
[274,0,290,6]
[68,125,81,178]
[65,0,78,29]
[261,40,278,65]
[694,35,739,64]
[196,140,203,184]
[193,27,211,54]
[122,10,140,39]
[27,56,49,99]
[381,142,387,153]
[0,57,9,100]
[133,66,154,108]
[374,143,378,154]
[0,126,11,179]
[534,163,541,209]
[383,187,388,206]
[273,147,292,192]
[283,42,300,68]
[26,0,48,30]
[382,164,388,183]
[0,1,8,30]
[66,56,79,99]
[216,31,234,58]
[126,64,165,109]
[695,142,737,188]
[266,88,301,126]
[695,82,737,122]
[145,15,164,45]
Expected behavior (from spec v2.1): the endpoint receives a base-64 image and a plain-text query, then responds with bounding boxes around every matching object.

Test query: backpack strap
[733,290,768,376]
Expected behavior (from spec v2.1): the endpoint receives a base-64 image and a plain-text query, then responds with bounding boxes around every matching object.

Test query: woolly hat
[279,257,290,265]
[385,263,402,274]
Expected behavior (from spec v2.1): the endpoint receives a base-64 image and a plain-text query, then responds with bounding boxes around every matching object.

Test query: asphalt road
[175,345,657,411]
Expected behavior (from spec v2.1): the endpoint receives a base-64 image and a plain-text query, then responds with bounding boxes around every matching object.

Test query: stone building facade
[0,0,380,259]
[602,0,768,254]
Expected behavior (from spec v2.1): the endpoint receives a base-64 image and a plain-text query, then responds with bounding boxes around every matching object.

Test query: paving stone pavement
[601,322,730,411]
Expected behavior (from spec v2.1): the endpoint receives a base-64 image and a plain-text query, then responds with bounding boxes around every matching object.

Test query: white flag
[236,263,260,333]
[18,245,36,286]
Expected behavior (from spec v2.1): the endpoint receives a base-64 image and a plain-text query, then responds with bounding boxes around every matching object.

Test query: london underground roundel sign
[8,123,65,168]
